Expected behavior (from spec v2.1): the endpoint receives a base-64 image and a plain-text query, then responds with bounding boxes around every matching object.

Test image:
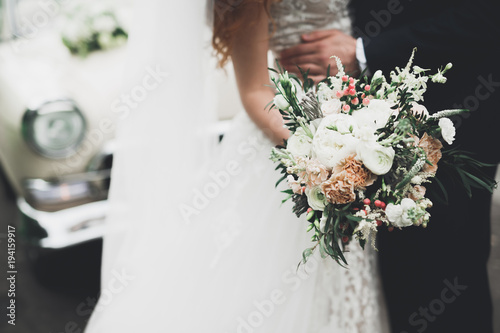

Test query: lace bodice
[269,0,352,54]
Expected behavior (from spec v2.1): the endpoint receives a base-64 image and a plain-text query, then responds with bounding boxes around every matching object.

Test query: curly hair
[212,0,276,67]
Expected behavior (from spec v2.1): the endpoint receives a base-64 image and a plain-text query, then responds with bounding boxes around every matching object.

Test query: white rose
[386,198,417,227]
[287,127,312,157]
[357,141,395,175]
[274,94,290,110]
[438,118,456,145]
[321,99,342,116]
[312,114,359,169]
[352,99,394,130]
[306,186,327,211]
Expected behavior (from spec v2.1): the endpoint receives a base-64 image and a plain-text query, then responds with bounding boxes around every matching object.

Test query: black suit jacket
[348,1,500,332]
[350,0,500,163]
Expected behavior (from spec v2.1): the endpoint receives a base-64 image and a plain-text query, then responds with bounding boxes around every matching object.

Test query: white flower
[352,99,394,130]
[438,118,456,145]
[97,32,113,48]
[385,198,417,227]
[274,94,290,110]
[411,175,423,185]
[305,186,328,211]
[432,72,447,84]
[356,141,395,175]
[312,114,359,169]
[411,102,429,118]
[321,99,342,116]
[287,127,313,157]
[92,15,117,33]
[287,175,303,194]
[355,125,378,142]
[317,83,334,102]
[308,118,323,135]
[371,70,385,84]
[329,76,343,94]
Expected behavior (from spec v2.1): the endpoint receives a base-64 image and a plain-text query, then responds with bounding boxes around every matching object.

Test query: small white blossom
[438,118,456,145]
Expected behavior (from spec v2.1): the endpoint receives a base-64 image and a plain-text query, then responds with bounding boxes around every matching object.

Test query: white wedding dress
[85,1,389,332]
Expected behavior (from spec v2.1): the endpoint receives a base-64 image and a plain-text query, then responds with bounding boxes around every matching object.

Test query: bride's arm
[231,4,289,146]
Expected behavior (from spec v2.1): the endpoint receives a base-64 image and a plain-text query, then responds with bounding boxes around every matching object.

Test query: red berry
[349,77,355,83]
[374,200,382,208]
[352,97,359,105]
[349,89,356,96]
[342,236,349,243]
[376,220,383,227]
[307,208,312,213]
[380,202,387,209]
[343,105,351,112]
[388,227,394,232]
[362,98,370,106]
[342,75,349,82]
[348,83,356,90]
[336,90,344,98]
[363,198,371,205]
[364,85,371,91]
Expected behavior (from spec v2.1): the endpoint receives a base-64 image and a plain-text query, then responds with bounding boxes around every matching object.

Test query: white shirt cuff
[356,37,369,75]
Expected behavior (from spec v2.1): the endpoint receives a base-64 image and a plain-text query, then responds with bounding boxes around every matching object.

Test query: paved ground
[0,169,499,333]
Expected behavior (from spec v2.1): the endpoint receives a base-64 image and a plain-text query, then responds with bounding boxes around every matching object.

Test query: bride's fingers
[280,55,319,68]
[280,42,319,61]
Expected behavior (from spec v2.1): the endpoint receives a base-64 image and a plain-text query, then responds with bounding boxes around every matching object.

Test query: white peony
[352,99,395,130]
[306,186,328,211]
[274,94,290,110]
[287,127,312,157]
[355,125,378,142]
[385,198,417,227]
[308,118,323,135]
[356,141,395,175]
[321,99,342,116]
[438,118,456,145]
[312,114,359,169]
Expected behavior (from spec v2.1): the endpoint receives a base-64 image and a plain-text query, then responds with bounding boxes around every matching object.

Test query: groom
[280,1,500,332]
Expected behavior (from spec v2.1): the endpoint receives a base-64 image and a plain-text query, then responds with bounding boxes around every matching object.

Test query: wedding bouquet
[60,3,128,57]
[270,50,497,266]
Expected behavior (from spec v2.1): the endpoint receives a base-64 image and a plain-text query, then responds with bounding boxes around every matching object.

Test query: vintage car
[0,0,128,250]
[0,0,241,253]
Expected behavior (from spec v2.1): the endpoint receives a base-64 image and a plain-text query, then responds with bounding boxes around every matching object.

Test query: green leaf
[346,214,363,222]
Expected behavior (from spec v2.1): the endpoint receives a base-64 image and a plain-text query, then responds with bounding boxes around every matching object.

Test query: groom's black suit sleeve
[350,1,500,332]
[358,0,500,73]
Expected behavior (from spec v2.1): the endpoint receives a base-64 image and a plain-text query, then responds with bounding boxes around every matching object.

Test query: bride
[85,0,389,332]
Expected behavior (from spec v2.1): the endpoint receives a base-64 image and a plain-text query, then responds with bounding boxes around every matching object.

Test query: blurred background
[0,0,498,332]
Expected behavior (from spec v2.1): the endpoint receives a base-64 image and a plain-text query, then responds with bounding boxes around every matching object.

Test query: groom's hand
[279,29,359,83]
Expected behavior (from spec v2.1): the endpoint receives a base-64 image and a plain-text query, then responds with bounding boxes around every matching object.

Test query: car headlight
[22,100,86,159]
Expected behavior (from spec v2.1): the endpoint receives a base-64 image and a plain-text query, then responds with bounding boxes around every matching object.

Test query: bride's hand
[279,29,359,83]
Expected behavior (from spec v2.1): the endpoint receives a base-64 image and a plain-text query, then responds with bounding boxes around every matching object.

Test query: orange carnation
[340,155,377,188]
[418,133,443,174]
[321,171,356,205]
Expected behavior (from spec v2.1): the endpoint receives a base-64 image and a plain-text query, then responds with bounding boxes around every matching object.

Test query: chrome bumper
[17,197,108,249]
